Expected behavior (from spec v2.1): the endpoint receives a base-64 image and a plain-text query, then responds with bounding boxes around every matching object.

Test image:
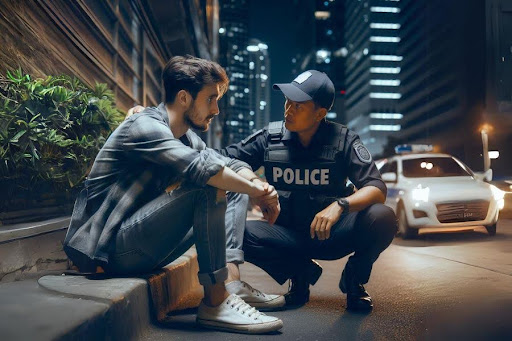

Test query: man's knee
[363,203,398,236]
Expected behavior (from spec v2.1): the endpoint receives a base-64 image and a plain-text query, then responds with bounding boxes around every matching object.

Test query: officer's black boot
[284,260,322,307]
[339,267,373,313]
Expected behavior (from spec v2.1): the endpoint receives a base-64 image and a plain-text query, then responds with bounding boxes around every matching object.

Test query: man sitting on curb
[63,56,283,334]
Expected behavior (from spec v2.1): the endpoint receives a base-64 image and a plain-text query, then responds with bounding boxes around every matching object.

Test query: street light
[480,123,494,172]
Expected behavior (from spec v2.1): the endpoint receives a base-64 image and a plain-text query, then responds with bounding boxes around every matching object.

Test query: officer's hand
[251,179,280,225]
[310,202,343,240]
[126,105,146,119]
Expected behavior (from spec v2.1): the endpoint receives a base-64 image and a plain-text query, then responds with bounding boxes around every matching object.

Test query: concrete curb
[38,275,151,340]
[0,246,202,340]
[147,247,203,321]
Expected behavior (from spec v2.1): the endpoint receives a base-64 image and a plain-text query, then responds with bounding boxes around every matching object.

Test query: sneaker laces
[228,294,264,319]
[241,281,265,297]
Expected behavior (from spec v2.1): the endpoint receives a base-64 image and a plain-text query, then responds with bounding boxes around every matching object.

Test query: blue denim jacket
[64,103,250,271]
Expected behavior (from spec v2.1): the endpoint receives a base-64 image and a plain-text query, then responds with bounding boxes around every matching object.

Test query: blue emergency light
[395,144,433,154]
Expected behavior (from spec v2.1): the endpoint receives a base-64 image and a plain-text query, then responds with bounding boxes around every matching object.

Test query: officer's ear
[314,106,328,122]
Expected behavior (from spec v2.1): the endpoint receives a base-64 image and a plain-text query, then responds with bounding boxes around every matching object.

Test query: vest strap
[268,121,284,144]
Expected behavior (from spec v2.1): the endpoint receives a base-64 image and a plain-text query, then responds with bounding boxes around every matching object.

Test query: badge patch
[294,71,312,84]
[354,142,372,164]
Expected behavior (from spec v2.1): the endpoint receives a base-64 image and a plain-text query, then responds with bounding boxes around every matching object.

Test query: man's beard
[184,101,210,131]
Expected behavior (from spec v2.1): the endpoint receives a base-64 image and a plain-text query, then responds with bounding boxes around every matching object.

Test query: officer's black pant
[243,203,398,286]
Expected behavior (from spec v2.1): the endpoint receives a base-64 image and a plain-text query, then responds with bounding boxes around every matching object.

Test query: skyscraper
[291,0,345,124]
[396,0,487,170]
[344,0,402,156]
[218,0,251,145]
[247,39,271,131]
[218,0,272,145]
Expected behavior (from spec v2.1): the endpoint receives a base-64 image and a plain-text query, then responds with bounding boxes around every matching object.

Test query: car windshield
[402,157,471,178]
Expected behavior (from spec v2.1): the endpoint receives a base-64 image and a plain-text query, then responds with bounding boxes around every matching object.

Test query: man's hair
[162,55,229,103]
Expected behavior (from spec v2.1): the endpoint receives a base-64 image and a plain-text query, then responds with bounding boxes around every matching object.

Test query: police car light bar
[395,144,433,154]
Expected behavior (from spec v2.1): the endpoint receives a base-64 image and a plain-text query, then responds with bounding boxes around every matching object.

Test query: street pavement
[142,218,512,341]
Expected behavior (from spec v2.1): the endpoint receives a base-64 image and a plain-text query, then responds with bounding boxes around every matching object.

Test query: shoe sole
[196,318,283,334]
[246,296,286,311]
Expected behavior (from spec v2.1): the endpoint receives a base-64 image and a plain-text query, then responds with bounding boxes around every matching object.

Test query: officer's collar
[284,120,330,144]
[282,127,293,140]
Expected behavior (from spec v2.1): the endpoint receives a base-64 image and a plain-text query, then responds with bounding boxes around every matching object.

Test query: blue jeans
[106,184,228,286]
[105,184,249,286]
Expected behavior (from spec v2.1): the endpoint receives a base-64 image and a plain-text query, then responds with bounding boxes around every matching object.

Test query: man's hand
[310,201,343,240]
[250,178,280,225]
[126,105,146,119]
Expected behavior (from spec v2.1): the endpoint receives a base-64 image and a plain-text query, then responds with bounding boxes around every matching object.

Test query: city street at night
[2,0,512,340]
[144,218,512,340]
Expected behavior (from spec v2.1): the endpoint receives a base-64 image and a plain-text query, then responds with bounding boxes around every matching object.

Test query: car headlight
[490,185,505,201]
[411,186,430,202]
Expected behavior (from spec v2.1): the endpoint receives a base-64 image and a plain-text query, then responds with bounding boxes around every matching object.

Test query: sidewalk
[0,209,267,340]
[0,247,203,341]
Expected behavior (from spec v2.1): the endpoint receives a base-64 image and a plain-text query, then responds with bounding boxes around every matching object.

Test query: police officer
[219,70,398,312]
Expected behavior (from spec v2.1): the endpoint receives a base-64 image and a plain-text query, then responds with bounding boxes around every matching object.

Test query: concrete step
[0,217,70,282]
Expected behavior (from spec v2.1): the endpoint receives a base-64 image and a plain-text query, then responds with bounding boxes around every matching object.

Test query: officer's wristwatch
[336,198,350,215]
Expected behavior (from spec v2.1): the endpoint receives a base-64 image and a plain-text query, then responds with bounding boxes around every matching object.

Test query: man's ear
[176,90,191,107]
[316,107,327,121]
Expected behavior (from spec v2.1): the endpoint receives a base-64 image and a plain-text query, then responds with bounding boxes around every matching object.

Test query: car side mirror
[382,172,397,183]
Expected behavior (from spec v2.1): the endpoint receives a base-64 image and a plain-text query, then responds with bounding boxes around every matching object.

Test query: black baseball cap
[273,70,335,110]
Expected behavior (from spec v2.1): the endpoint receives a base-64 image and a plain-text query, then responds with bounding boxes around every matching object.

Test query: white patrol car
[377,145,505,239]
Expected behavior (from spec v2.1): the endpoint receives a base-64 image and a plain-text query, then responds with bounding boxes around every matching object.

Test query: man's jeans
[106,184,228,286]
[105,185,249,286]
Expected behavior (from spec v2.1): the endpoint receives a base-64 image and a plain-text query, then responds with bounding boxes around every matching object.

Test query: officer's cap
[273,70,335,110]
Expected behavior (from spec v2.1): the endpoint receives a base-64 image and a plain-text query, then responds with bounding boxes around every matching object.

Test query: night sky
[248,0,315,122]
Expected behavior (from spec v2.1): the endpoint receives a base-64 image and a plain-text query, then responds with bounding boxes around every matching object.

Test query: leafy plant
[0,69,124,212]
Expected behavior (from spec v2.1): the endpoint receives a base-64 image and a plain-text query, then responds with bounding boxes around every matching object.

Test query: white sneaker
[226,280,286,311]
[196,294,283,334]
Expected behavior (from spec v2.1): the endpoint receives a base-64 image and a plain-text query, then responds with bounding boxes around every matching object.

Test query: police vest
[263,121,347,196]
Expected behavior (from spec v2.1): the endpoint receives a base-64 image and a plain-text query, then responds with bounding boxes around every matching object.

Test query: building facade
[218,0,251,145]
[0,0,218,113]
[218,0,271,145]
[291,0,345,124]
[344,0,402,156]
[247,39,271,131]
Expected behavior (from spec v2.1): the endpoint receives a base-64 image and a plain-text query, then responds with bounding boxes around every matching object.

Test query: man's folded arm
[122,115,226,186]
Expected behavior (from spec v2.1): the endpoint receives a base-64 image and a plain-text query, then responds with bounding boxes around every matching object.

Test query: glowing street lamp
[480,123,494,172]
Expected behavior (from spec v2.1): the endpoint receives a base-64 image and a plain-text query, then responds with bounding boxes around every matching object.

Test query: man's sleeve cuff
[186,150,227,186]
[227,159,252,173]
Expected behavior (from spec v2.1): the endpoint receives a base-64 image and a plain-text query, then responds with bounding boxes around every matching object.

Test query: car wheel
[485,223,497,236]
[398,205,418,239]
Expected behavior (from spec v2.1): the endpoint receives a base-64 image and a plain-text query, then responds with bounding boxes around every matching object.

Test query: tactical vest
[263,121,348,196]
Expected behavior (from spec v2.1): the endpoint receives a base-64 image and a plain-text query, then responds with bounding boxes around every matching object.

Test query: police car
[377,145,505,239]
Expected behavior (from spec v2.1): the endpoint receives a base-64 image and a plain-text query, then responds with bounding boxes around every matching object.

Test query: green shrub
[0,69,124,212]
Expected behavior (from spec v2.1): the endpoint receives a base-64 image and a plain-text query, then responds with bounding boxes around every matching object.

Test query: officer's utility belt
[278,188,353,206]
[275,190,345,229]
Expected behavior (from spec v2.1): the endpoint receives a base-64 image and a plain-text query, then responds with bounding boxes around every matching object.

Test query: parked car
[489,178,512,218]
[377,147,505,239]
